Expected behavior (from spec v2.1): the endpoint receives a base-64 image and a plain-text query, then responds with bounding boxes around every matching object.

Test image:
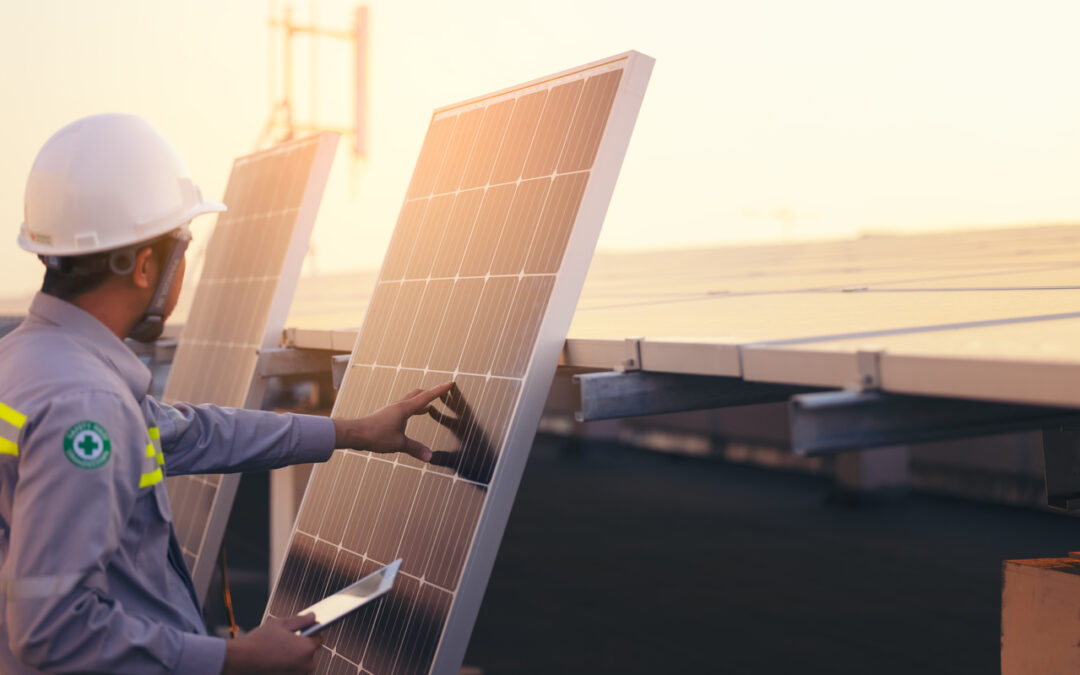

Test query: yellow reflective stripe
[0,402,25,457]
[139,468,163,488]
[146,427,165,468]
[0,403,26,430]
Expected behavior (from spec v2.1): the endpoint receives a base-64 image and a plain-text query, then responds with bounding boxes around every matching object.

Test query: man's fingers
[403,388,425,399]
[402,437,432,462]
[282,612,317,631]
[406,382,453,412]
[422,381,454,403]
[443,386,469,416]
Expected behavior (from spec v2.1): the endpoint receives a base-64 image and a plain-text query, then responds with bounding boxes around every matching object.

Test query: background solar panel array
[267,52,653,674]
[165,132,338,600]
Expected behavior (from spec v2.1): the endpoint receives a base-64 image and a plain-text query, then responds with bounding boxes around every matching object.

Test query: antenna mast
[260,3,369,158]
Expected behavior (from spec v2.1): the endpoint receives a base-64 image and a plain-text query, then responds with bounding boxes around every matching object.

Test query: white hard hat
[18,113,226,256]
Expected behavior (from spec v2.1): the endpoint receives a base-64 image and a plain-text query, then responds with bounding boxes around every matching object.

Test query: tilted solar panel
[165,133,338,601]
[266,51,653,674]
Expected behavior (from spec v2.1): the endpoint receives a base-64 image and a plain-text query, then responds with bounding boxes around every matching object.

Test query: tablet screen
[297,558,401,636]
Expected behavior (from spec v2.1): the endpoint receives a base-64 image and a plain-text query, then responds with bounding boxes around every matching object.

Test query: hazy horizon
[3,0,1080,298]
[2,219,1076,318]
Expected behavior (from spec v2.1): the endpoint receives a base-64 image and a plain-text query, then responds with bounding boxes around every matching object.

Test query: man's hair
[40,237,175,301]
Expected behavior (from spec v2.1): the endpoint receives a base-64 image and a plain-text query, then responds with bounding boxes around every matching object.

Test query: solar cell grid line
[163,132,339,602]
[266,51,652,674]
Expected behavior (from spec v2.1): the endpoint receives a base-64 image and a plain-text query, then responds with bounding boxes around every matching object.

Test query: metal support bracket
[256,347,335,379]
[573,370,817,422]
[855,350,882,389]
[331,354,351,390]
[619,337,643,372]
[790,389,1080,456]
[1041,426,1080,510]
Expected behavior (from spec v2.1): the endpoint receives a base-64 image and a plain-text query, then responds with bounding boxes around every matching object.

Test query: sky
[2,0,1080,298]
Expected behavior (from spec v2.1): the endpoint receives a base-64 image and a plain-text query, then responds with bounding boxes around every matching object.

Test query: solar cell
[266,51,653,673]
[164,132,338,600]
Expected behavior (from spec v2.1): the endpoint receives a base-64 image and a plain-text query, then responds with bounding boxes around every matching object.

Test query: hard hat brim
[17,199,227,256]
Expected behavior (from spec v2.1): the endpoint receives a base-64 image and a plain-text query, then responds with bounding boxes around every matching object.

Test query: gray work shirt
[0,293,336,673]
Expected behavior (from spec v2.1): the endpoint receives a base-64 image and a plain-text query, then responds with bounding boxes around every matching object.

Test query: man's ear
[131,247,157,290]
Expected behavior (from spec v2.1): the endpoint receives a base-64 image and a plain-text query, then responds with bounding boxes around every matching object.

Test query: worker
[0,113,451,674]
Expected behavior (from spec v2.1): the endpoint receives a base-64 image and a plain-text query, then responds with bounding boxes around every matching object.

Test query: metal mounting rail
[573,370,819,422]
[790,389,1080,456]
[137,338,1080,512]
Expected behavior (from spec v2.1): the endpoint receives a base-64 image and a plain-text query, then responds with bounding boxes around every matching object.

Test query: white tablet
[297,558,401,637]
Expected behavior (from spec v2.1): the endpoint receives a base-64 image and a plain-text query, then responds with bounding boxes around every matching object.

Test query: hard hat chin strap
[129,231,191,343]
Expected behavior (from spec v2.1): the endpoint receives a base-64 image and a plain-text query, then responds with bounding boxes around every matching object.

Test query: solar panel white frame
[164,132,339,601]
[266,51,653,674]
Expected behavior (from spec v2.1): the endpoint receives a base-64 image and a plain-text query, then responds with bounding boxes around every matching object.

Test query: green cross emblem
[63,421,111,469]
[77,434,99,457]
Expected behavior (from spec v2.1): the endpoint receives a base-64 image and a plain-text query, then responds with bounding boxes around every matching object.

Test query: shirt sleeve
[146,397,336,475]
[3,390,227,674]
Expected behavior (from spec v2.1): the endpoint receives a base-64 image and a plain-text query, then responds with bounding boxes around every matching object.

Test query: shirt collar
[28,292,153,399]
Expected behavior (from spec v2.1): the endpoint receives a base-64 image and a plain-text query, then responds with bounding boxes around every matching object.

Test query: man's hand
[222,613,322,675]
[333,382,453,462]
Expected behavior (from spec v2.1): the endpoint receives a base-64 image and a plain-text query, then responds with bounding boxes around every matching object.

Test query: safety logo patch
[63,421,112,470]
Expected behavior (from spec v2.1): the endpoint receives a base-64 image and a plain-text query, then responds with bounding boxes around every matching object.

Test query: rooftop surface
[464,435,1077,674]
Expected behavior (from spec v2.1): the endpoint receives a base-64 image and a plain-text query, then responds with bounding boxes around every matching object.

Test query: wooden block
[1002,557,1080,674]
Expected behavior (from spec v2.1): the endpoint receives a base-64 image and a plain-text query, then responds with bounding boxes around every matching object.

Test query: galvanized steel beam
[573,370,817,422]
[790,389,1080,457]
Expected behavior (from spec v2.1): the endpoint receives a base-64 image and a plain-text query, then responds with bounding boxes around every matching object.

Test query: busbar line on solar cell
[266,51,652,675]
[163,132,339,602]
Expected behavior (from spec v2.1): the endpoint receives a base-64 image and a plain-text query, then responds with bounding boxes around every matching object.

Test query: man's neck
[68,288,140,341]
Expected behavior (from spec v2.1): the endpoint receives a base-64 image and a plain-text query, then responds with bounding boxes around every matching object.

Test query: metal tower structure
[260,3,369,159]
